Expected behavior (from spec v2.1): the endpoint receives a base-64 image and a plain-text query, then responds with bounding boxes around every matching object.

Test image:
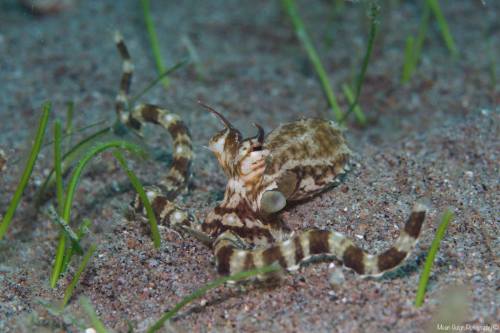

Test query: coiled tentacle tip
[198,100,234,130]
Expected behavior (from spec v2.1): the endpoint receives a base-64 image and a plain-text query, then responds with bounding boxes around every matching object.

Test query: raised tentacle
[129,104,193,199]
[114,31,134,123]
[113,33,193,200]
[214,203,427,277]
[0,149,6,173]
[198,101,235,130]
[251,123,265,146]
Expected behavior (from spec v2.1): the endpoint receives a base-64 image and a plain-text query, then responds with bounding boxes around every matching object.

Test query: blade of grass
[50,235,67,288]
[410,2,431,75]
[402,36,415,83]
[129,59,188,105]
[341,84,367,125]
[80,296,109,333]
[64,101,75,150]
[63,140,146,224]
[427,0,458,57]
[47,205,83,255]
[147,264,280,333]
[181,35,205,80]
[340,2,378,124]
[76,218,92,239]
[112,149,161,248]
[65,101,74,135]
[62,218,93,274]
[61,244,97,307]
[42,119,109,151]
[415,209,454,307]
[54,120,64,215]
[402,2,431,84]
[36,126,112,208]
[488,39,497,91]
[140,0,169,90]
[50,140,146,287]
[0,101,51,240]
[331,0,345,20]
[281,0,343,121]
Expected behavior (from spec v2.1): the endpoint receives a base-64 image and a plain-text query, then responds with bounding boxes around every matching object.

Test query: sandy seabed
[0,0,498,332]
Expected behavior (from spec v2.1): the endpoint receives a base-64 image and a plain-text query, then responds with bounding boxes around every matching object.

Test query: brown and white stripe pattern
[115,46,428,282]
[259,119,352,204]
[0,149,6,173]
[114,32,193,199]
[114,31,133,123]
[132,185,213,246]
[213,203,427,277]
[128,105,193,198]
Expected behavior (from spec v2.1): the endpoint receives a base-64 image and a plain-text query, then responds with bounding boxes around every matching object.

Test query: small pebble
[329,266,345,287]
[480,108,491,116]
[148,259,159,268]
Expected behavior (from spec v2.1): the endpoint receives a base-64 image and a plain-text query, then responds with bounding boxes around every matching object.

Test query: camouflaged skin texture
[115,32,427,279]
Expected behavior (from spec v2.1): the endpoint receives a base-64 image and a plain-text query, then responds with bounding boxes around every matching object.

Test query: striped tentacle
[133,185,212,246]
[0,149,6,173]
[114,31,134,123]
[214,203,427,277]
[129,104,193,199]
[113,32,193,199]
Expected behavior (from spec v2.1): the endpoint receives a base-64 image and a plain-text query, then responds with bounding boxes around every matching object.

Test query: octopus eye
[261,190,287,214]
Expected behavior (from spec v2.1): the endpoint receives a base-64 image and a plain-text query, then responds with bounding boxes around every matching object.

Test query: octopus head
[202,102,268,179]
